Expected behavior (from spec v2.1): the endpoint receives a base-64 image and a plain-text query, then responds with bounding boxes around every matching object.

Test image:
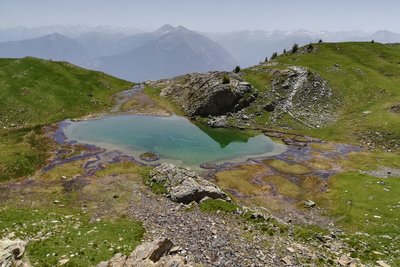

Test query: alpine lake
[63,115,286,168]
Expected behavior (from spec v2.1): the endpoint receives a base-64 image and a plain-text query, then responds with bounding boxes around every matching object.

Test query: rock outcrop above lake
[97,238,191,267]
[149,163,228,203]
[150,65,338,129]
[159,72,258,117]
[0,238,30,267]
[266,66,338,128]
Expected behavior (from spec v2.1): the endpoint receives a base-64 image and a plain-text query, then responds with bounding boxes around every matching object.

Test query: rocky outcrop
[159,72,258,117]
[0,238,30,267]
[390,104,400,113]
[97,238,191,267]
[266,66,338,128]
[149,163,228,203]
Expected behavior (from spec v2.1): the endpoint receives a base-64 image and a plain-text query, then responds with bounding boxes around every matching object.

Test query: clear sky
[1,0,399,32]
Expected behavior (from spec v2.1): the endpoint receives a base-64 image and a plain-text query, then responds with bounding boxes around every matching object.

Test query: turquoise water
[64,115,286,167]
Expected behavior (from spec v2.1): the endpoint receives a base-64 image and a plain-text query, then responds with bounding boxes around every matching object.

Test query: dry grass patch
[303,157,333,171]
[262,175,301,199]
[309,142,336,151]
[40,161,85,180]
[214,164,269,195]
[264,159,311,175]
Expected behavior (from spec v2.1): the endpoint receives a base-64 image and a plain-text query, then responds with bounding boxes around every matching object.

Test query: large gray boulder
[97,238,190,267]
[0,238,30,267]
[150,163,228,204]
[160,72,257,117]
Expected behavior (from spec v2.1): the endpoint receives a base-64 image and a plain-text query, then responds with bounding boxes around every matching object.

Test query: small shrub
[319,39,323,43]
[371,39,375,43]
[234,66,241,73]
[271,52,278,60]
[222,74,230,84]
[264,57,268,62]
[292,43,299,53]
[283,49,286,54]
[307,43,314,51]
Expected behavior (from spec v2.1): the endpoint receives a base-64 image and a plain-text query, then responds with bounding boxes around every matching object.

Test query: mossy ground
[213,145,400,265]
[0,161,149,266]
[0,208,144,267]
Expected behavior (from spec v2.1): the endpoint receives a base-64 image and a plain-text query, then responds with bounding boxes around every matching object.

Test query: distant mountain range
[84,25,237,81]
[0,25,142,43]
[1,25,400,80]
[0,25,237,81]
[205,29,400,67]
[0,33,88,64]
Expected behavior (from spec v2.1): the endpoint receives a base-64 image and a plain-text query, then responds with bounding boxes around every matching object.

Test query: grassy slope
[244,42,400,145]
[242,43,400,265]
[0,57,133,181]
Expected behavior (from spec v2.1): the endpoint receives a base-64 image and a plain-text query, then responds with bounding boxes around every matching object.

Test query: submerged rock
[139,152,160,162]
[199,162,218,169]
[0,238,30,267]
[150,163,228,203]
[97,238,190,267]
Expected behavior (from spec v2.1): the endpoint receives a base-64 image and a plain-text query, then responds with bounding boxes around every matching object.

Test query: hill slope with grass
[241,42,400,150]
[0,57,132,181]
[147,42,400,151]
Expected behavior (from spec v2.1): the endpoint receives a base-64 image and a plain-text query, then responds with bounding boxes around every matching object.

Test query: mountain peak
[43,32,68,39]
[156,24,176,34]
[176,25,189,32]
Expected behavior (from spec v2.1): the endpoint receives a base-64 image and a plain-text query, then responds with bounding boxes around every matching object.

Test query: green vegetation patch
[242,43,400,149]
[242,69,272,93]
[327,172,400,265]
[0,127,49,182]
[199,198,240,213]
[0,208,144,266]
[0,57,132,130]
[139,165,167,194]
[0,57,132,181]
[143,86,184,115]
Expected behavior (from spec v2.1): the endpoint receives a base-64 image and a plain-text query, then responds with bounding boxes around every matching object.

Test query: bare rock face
[150,163,228,204]
[97,238,190,267]
[266,66,338,128]
[0,238,30,267]
[160,72,257,117]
